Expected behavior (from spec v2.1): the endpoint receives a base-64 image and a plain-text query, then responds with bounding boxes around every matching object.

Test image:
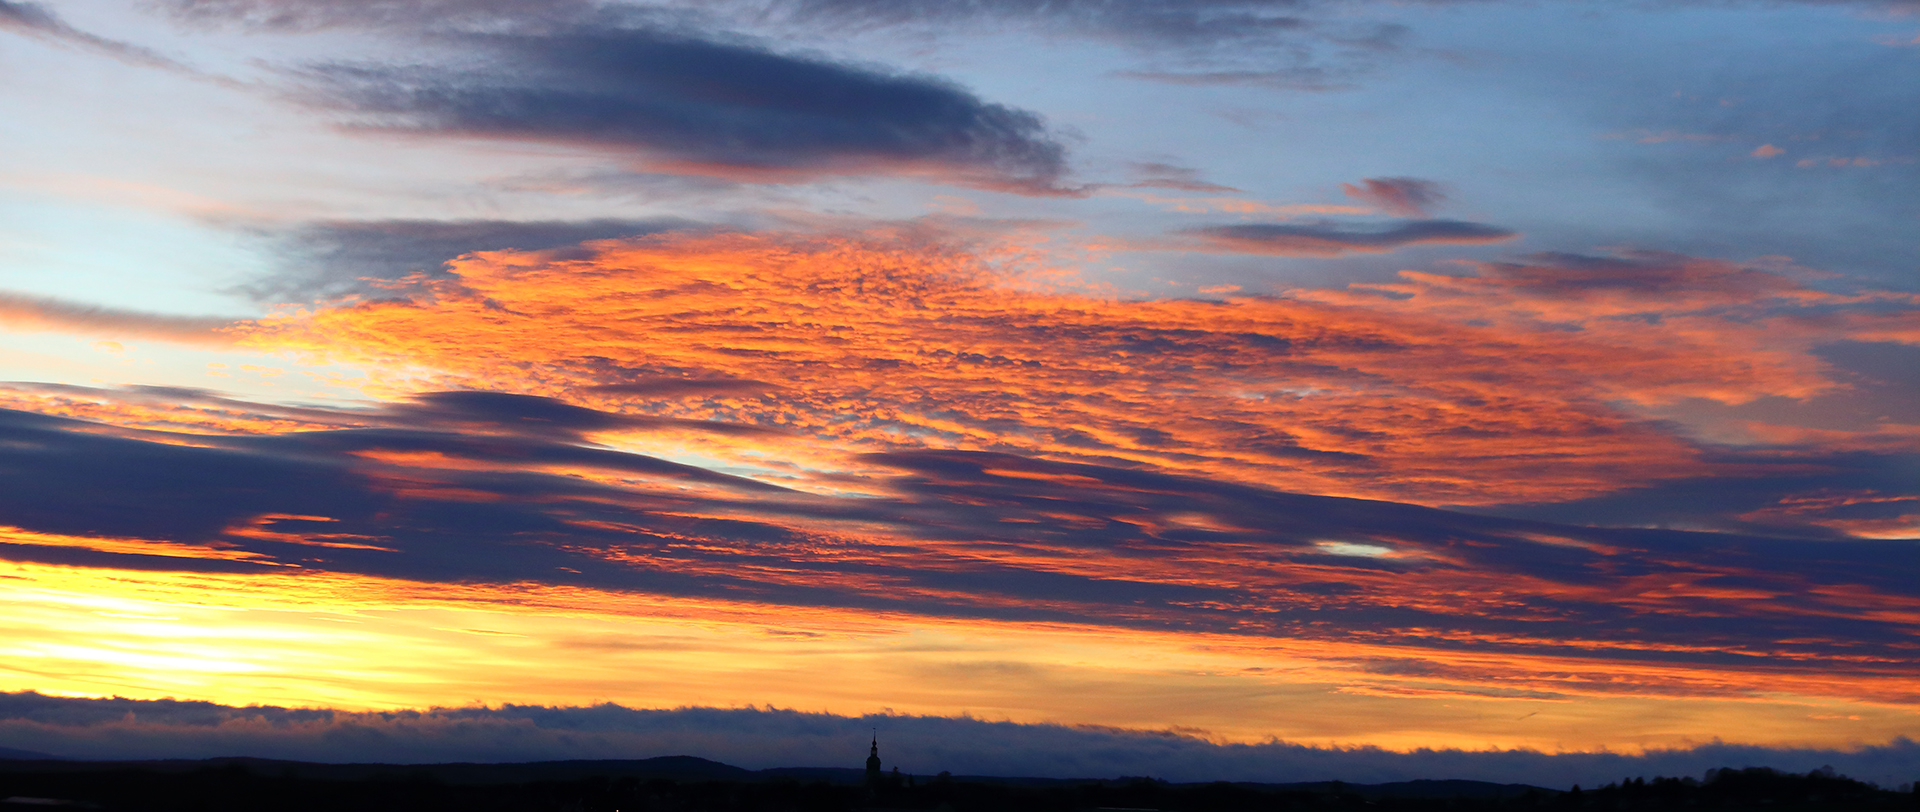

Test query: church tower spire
[865,731,882,784]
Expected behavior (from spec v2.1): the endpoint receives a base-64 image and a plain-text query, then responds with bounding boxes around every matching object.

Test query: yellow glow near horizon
[3,559,1914,754]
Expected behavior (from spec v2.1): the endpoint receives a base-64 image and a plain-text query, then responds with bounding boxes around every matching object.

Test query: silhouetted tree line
[1,762,1915,811]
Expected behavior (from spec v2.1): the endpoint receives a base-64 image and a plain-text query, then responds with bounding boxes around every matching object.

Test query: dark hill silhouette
[0,757,1556,796]
[1242,779,1547,800]
[0,748,58,761]
[0,755,1911,811]
[0,754,754,784]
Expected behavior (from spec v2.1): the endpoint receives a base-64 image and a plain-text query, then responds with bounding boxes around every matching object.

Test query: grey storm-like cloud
[295,27,1077,194]
[0,387,1916,695]
[238,217,700,303]
[1,691,1917,788]
[1182,220,1516,256]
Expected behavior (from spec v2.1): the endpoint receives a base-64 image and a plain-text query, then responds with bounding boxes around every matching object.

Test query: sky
[0,0,1917,788]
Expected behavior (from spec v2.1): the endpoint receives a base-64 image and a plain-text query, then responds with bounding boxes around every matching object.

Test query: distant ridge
[0,746,59,761]
[1250,779,1550,801]
[0,755,1553,798]
[0,755,752,784]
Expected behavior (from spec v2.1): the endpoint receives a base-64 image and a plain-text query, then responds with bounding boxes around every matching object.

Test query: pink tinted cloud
[0,291,238,344]
[1339,177,1446,217]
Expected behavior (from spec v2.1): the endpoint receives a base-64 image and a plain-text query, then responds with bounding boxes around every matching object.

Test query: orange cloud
[233,232,1912,508]
[0,525,270,563]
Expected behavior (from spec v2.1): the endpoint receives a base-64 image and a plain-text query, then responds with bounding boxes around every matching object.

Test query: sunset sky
[0,0,1917,786]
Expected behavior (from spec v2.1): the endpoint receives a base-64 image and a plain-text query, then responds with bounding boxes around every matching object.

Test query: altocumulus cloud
[299,27,1075,193]
[2,692,1916,789]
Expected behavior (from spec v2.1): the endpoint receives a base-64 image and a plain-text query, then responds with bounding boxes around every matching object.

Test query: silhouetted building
[865,734,882,786]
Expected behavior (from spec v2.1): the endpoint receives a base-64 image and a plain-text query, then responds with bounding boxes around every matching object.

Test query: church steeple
[865,731,882,784]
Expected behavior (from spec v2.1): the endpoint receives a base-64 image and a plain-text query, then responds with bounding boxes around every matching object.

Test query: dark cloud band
[1183,219,1516,256]
[300,28,1074,193]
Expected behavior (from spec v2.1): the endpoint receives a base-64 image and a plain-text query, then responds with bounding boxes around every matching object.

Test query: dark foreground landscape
[2,755,1915,811]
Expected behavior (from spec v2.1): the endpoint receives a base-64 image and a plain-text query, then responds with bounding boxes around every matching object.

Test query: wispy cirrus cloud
[162,0,595,29]
[0,291,239,344]
[296,28,1077,194]
[160,0,1320,45]
[730,0,1315,47]
[1114,66,1360,92]
[1123,162,1242,194]
[158,0,1399,100]
[159,0,1920,39]
[0,0,193,70]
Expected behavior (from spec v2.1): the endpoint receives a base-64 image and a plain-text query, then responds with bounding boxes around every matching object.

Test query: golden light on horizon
[3,556,1915,755]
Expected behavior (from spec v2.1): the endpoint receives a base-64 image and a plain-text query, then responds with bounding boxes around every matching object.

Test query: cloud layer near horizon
[3,692,1916,790]
[2,393,1916,689]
